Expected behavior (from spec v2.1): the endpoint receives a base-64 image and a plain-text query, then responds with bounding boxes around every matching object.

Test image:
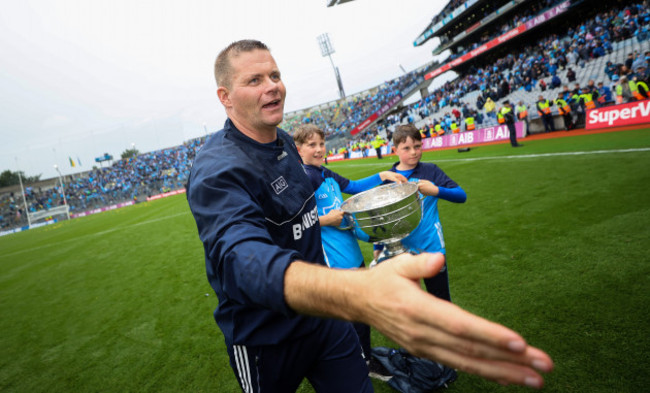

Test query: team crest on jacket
[271,176,289,195]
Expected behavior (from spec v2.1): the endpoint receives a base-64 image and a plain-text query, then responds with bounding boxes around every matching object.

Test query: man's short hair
[392,124,421,147]
[293,124,324,146]
[214,40,269,88]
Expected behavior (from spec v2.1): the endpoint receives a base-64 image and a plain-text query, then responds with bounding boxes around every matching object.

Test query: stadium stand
[2,0,649,232]
[0,138,204,232]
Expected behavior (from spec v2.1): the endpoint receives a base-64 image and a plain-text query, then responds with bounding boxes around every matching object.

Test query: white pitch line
[4,147,649,258]
[337,147,650,167]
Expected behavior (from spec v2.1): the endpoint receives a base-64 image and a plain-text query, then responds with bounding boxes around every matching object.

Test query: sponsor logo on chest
[271,176,289,195]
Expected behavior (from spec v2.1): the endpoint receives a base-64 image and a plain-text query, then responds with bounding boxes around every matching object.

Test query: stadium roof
[327,0,357,7]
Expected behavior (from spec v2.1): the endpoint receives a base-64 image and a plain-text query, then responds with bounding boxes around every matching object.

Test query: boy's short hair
[392,124,422,147]
[293,124,325,145]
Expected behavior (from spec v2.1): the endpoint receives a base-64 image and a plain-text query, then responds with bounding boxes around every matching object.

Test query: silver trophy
[340,182,422,261]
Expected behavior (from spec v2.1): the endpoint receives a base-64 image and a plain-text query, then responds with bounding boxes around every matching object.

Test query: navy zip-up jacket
[187,119,324,347]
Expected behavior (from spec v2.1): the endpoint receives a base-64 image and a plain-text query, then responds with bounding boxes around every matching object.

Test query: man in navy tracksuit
[187,41,371,393]
[186,39,553,392]
[188,118,370,392]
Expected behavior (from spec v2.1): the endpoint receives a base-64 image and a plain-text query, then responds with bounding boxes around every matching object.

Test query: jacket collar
[224,119,287,154]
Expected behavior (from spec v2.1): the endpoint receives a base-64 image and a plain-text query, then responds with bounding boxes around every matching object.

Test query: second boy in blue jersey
[374,124,467,302]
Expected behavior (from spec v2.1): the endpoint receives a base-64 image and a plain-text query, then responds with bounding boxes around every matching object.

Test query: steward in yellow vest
[554,97,571,115]
[634,79,649,100]
[464,116,475,131]
[537,95,555,132]
[434,123,443,136]
[555,93,574,130]
[536,97,552,116]
[515,103,528,120]
[372,135,385,159]
[579,88,596,110]
[501,101,522,147]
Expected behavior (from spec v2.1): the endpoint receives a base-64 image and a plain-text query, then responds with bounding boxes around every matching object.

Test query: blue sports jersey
[187,119,324,347]
[389,162,465,255]
[303,165,381,269]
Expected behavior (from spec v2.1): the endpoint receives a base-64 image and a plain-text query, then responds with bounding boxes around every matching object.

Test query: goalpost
[25,174,71,228]
[27,205,70,224]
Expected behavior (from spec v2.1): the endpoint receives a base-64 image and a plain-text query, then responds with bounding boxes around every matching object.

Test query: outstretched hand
[358,253,554,388]
[284,253,553,388]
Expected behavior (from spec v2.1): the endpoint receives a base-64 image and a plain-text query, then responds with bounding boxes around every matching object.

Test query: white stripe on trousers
[234,345,254,393]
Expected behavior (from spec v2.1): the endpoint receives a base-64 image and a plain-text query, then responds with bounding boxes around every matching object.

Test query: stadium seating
[2,1,649,232]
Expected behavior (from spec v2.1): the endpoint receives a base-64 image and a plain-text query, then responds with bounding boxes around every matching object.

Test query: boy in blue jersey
[293,124,406,381]
[374,123,467,302]
[372,123,467,386]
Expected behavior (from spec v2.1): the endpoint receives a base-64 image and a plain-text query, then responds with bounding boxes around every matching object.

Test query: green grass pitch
[1,128,649,392]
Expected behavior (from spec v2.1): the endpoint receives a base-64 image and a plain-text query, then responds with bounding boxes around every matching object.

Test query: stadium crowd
[280,69,427,137]
[370,1,650,137]
[0,138,204,231]
[2,1,649,232]
[287,1,649,153]
[310,0,650,156]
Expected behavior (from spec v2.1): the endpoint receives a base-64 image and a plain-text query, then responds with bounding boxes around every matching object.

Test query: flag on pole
[77,156,82,166]
[69,157,76,167]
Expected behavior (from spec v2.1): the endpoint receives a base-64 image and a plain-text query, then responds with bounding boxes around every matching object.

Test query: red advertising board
[465,21,481,34]
[586,100,650,129]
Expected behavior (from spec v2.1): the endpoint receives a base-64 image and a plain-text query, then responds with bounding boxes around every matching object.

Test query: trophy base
[376,240,409,263]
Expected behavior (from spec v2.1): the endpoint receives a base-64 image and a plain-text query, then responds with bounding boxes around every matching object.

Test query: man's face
[395,137,422,169]
[297,133,325,167]
[218,49,286,135]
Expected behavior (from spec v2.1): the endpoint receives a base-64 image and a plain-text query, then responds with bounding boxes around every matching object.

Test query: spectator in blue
[444,113,453,129]
[597,81,612,105]
[550,73,562,89]
[523,77,533,92]
[639,20,650,42]
[605,61,619,81]
[592,41,606,58]
[631,53,648,75]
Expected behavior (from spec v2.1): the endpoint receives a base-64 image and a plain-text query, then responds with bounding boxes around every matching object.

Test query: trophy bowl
[340,182,422,260]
